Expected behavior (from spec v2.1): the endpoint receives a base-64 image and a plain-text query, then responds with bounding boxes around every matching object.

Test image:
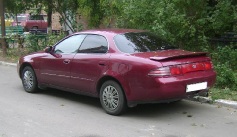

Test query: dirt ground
[0,50,19,63]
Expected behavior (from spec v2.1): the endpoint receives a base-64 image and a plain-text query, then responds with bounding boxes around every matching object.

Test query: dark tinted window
[114,32,176,53]
[29,15,44,20]
[54,35,86,54]
[78,35,108,53]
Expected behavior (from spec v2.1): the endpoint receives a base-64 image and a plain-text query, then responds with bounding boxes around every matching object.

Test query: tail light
[148,66,182,76]
[148,67,171,76]
[170,66,182,75]
[148,61,213,77]
[204,62,212,70]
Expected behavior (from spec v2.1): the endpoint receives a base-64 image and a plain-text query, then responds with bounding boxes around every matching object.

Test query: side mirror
[44,46,52,53]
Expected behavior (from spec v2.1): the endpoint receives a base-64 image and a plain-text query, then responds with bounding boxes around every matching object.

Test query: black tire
[100,80,127,115]
[23,27,28,32]
[21,66,38,93]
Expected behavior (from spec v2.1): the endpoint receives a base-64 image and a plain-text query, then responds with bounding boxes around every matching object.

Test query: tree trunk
[0,0,7,57]
[47,0,53,34]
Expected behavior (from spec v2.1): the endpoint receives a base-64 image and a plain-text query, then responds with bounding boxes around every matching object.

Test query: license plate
[186,82,207,92]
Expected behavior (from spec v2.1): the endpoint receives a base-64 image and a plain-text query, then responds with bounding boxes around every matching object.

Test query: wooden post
[0,0,7,57]
[47,0,53,34]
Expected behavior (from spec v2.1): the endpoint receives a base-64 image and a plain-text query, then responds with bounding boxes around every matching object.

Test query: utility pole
[0,0,7,57]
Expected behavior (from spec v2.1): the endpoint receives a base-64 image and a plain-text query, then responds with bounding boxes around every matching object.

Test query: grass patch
[210,88,237,101]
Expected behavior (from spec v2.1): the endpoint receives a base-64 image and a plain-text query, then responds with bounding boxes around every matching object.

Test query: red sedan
[17,29,216,115]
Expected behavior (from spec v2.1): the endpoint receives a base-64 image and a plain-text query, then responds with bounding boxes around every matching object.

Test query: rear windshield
[114,32,176,53]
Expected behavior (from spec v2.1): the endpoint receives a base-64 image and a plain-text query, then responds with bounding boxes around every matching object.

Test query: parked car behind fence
[12,14,47,32]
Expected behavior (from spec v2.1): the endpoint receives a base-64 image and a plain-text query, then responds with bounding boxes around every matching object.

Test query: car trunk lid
[132,49,212,76]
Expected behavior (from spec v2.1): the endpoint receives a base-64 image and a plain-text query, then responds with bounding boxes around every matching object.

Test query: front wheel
[100,80,127,115]
[21,66,38,93]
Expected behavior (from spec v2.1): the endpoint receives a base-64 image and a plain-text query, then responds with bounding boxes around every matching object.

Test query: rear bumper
[126,70,216,106]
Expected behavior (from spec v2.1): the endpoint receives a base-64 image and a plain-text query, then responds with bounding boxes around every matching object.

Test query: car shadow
[36,88,101,108]
[35,88,207,118]
[124,101,198,117]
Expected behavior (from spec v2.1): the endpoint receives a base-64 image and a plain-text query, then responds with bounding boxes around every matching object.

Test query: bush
[116,0,237,50]
[211,46,237,70]
[210,46,237,89]
[214,63,237,89]
[24,34,65,52]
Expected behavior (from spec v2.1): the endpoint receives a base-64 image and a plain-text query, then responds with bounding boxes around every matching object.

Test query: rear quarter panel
[108,53,163,100]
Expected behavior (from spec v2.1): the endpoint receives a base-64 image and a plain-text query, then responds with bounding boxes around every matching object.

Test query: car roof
[76,29,146,36]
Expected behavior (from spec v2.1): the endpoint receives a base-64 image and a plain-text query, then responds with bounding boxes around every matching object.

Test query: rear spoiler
[150,52,208,61]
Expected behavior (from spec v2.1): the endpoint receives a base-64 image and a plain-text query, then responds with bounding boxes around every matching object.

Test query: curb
[215,99,237,109]
[0,61,237,109]
[0,61,17,67]
[191,96,237,109]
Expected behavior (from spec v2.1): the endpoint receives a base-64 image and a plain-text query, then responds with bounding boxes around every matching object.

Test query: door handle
[98,61,106,66]
[63,59,70,64]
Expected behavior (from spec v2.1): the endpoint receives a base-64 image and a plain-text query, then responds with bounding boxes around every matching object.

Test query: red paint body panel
[39,53,74,87]
[70,53,110,93]
[17,29,216,106]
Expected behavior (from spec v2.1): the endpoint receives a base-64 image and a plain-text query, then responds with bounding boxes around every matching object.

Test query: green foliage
[24,35,47,52]
[47,34,65,47]
[116,0,158,30]
[78,0,102,28]
[208,0,236,34]
[24,34,65,52]
[2,33,65,63]
[210,46,237,89]
[210,88,237,101]
[78,0,121,28]
[5,0,37,14]
[116,0,237,50]
[214,63,237,89]
[211,46,237,70]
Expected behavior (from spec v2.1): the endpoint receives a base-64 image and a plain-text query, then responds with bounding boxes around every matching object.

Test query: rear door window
[78,35,108,53]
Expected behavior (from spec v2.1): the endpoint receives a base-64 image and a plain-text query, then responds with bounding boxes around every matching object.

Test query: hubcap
[23,70,34,90]
[102,85,119,110]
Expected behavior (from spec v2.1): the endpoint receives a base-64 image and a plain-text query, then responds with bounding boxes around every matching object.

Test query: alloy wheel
[102,85,119,110]
[23,70,34,90]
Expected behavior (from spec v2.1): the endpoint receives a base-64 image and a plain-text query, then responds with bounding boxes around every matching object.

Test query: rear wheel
[23,27,28,32]
[21,66,38,93]
[100,80,127,115]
